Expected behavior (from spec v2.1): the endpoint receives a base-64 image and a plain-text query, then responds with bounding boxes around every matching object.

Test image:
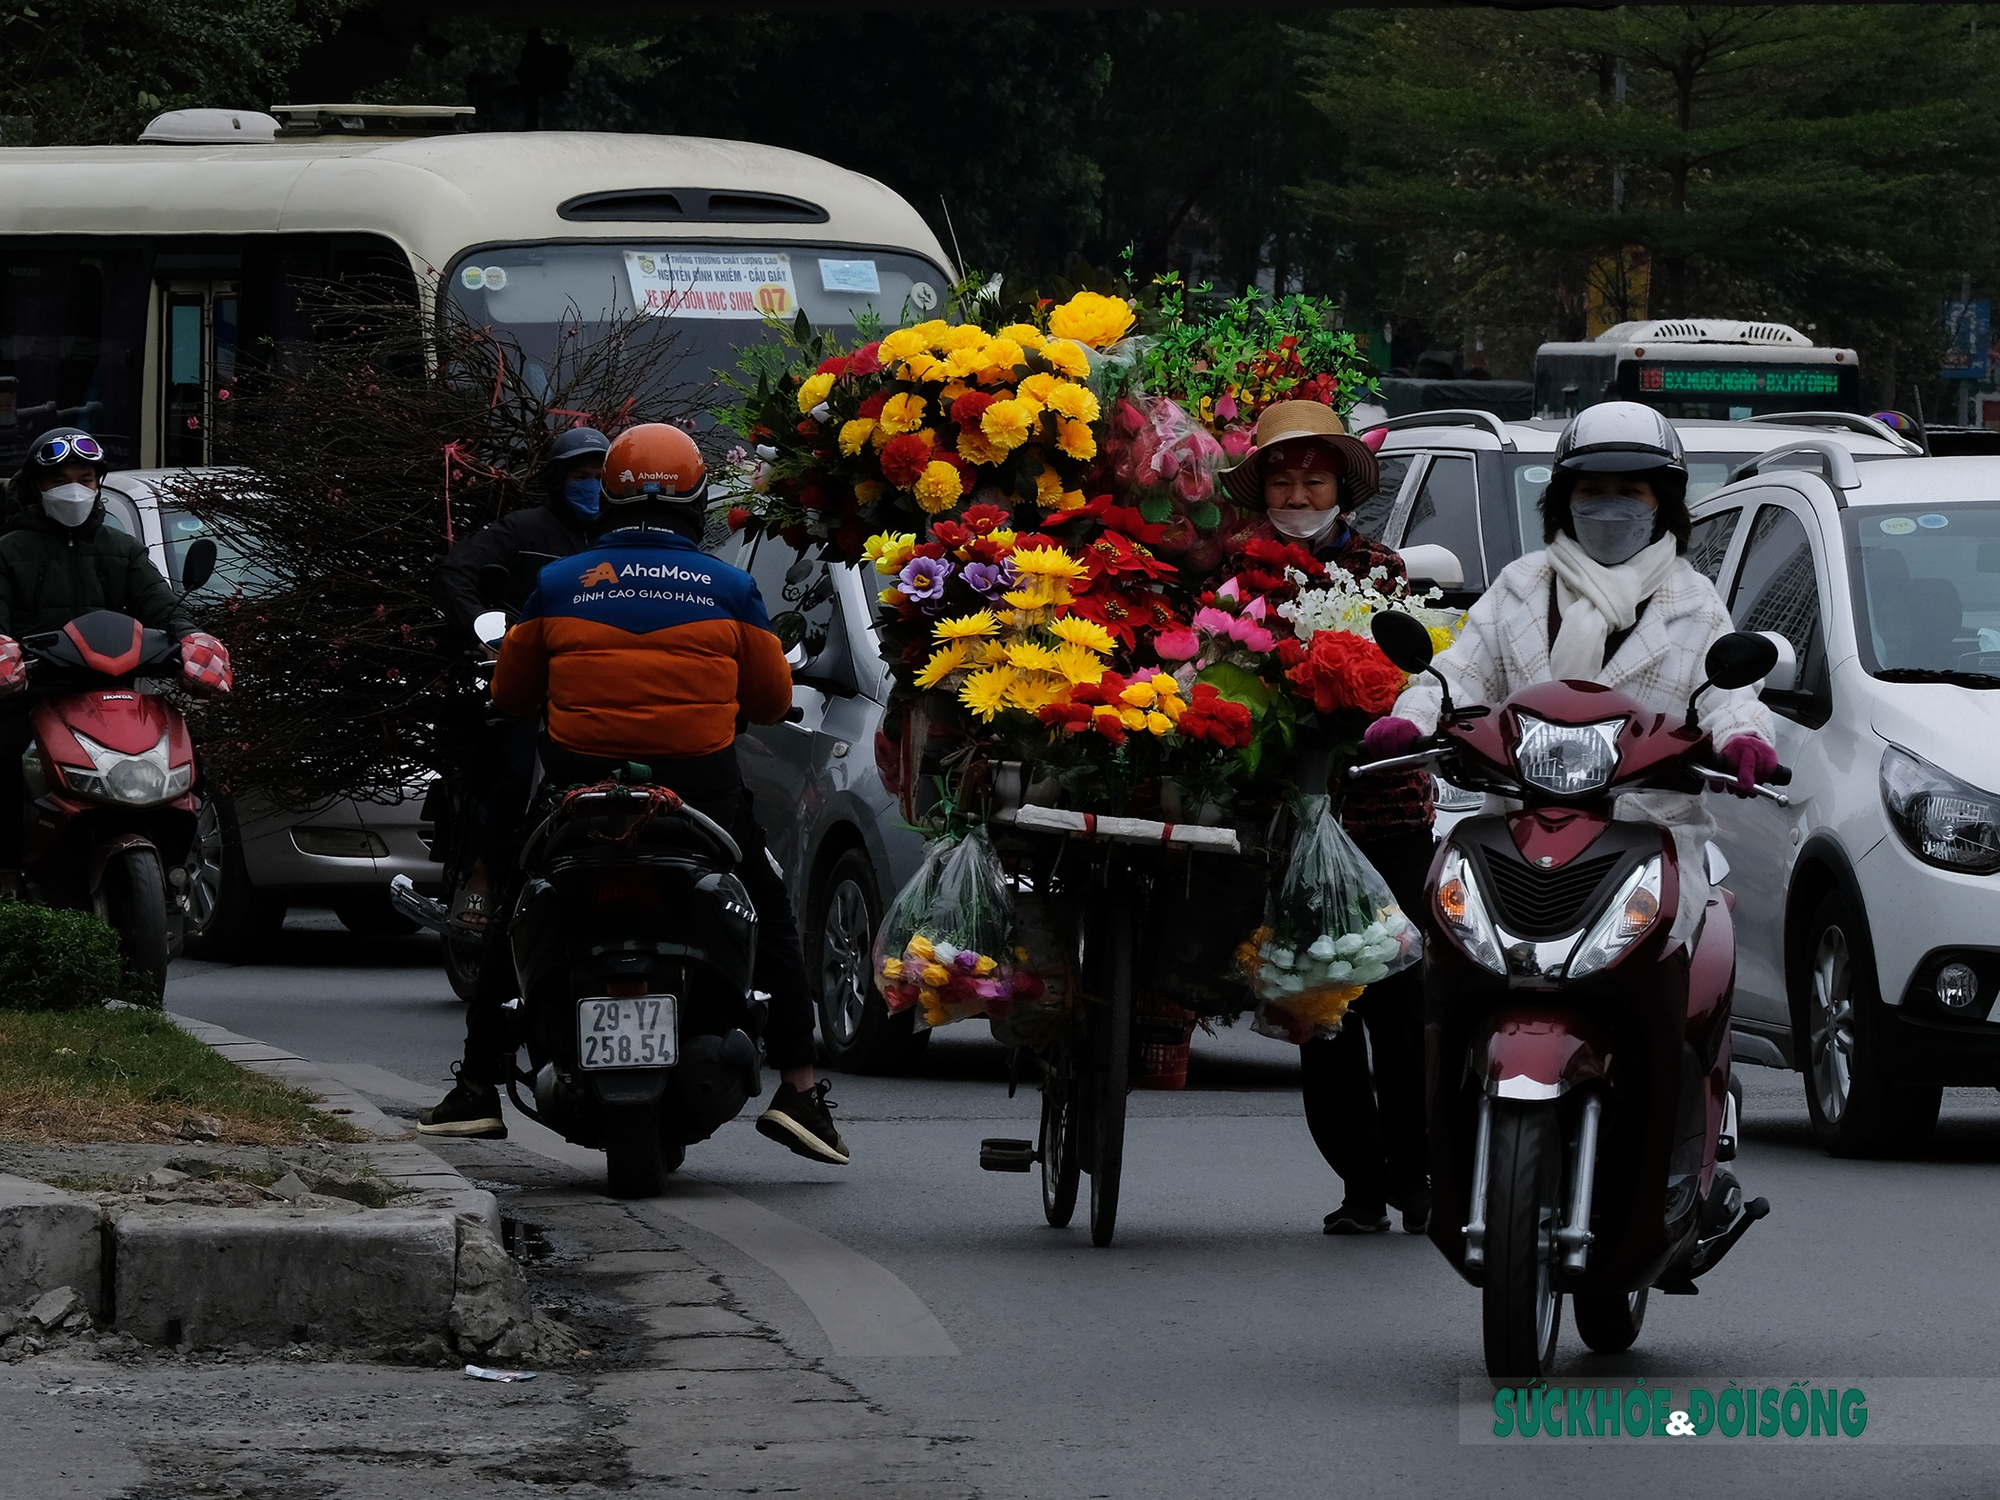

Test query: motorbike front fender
[88,832,159,893]
[1482,1008,1612,1100]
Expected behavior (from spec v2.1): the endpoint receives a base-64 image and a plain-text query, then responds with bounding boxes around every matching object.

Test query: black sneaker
[756,1081,850,1166]
[1324,1198,1391,1235]
[1401,1196,1433,1235]
[418,1066,507,1139]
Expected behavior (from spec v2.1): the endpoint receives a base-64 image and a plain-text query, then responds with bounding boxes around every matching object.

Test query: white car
[1689,442,2000,1155]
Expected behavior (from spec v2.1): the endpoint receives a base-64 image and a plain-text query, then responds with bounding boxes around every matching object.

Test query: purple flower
[961,561,1005,595]
[897,556,953,601]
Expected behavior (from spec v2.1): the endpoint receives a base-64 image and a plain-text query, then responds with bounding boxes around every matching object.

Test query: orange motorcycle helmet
[603,423,707,505]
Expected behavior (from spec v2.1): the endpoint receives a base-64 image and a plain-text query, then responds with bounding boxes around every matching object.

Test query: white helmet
[1553,401,1686,476]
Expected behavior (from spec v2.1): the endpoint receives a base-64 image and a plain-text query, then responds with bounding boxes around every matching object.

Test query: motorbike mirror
[472,610,508,651]
[783,549,820,587]
[475,563,513,611]
[180,537,218,594]
[1371,611,1436,674]
[1704,631,1780,691]
[771,610,810,654]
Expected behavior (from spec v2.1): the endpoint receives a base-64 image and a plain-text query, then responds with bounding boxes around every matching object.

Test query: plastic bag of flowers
[873,826,1030,1030]
[986,889,1070,1052]
[1234,794,1421,1039]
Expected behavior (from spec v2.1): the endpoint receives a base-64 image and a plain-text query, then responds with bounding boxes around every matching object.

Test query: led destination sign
[1637,365,1844,397]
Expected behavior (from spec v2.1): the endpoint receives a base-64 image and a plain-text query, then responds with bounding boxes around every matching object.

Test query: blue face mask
[564,478,602,522]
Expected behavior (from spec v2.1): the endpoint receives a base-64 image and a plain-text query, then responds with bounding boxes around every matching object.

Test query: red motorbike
[12,544,218,990]
[1356,612,1784,1380]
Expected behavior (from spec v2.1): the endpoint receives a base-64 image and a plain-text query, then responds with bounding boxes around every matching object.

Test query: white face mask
[1267,505,1342,544]
[41,481,97,528]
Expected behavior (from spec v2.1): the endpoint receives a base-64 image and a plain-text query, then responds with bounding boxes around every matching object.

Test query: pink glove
[1362,715,1425,760]
[1719,735,1779,797]
[0,636,21,695]
[180,633,232,695]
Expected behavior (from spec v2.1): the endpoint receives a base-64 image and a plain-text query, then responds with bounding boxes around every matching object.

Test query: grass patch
[0,1008,362,1145]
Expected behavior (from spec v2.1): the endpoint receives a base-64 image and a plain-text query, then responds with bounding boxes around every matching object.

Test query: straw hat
[1218,399,1380,509]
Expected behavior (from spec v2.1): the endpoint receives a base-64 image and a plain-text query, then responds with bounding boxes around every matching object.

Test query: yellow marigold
[879,328,926,363]
[907,934,935,960]
[866,532,918,573]
[936,610,999,640]
[1007,672,1072,713]
[959,664,1018,722]
[878,392,928,436]
[854,479,888,506]
[1056,489,1087,511]
[1048,290,1135,349]
[1019,371,1061,404]
[1048,615,1115,654]
[1000,322,1046,350]
[911,319,952,348]
[1005,641,1061,673]
[1045,382,1101,424]
[1035,468,1064,508]
[980,398,1036,452]
[1008,546,1088,581]
[1145,711,1175,736]
[900,353,949,383]
[914,640,971,689]
[913,459,965,514]
[839,417,877,456]
[941,322,989,351]
[943,345,990,380]
[1057,417,1097,461]
[957,428,1009,468]
[1042,338,1090,379]
[1052,642,1108,684]
[976,338,1025,377]
[796,371,837,414]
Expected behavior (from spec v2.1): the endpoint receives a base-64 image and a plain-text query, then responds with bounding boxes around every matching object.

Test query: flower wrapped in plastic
[1235,794,1421,1041]
[872,827,1036,1029]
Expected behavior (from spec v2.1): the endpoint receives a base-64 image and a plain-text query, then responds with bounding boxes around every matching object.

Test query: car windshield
[444,242,951,423]
[1845,504,2000,677]
[1503,454,1749,553]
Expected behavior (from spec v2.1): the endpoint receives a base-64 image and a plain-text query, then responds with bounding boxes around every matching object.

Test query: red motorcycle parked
[1355,612,1783,1380]
[13,543,218,990]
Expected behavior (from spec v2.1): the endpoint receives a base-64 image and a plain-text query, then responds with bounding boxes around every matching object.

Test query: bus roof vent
[558,188,830,224]
[270,104,475,138]
[138,109,280,144]
[1600,318,1813,347]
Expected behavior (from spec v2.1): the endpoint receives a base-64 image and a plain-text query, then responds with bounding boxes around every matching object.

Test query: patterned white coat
[1394,549,1778,943]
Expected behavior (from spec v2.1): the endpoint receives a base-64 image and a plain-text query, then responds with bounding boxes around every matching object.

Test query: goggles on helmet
[33,434,106,467]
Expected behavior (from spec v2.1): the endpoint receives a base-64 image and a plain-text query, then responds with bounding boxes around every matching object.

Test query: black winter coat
[435,500,589,646]
[0,504,191,640]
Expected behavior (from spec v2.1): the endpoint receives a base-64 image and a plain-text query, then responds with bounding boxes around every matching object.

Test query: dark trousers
[464,717,541,875]
[0,711,31,868]
[1299,829,1435,1211]
[462,740,817,1081]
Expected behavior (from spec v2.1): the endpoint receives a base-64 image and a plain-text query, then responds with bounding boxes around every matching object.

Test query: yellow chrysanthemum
[1056,489,1087,512]
[1048,290,1135,349]
[900,352,949,383]
[1019,371,1061,404]
[866,532,918,574]
[959,665,1018,722]
[940,379,970,402]
[1008,546,1088,581]
[1035,468,1064,508]
[839,417,877,456]
[977,638,1011,666]
[1005,641,1061,673]
[1047,615,1115,654]
[854,479,887,506]
[1045,383,1101,423]
[1052,642,1108,684]
[943,345,990,380]
[879,328,926,363]
[796,371,836,413]
[957,428,1009,467]
[1057,417,1097,461]
[878,392,928,436]
[911,319,952,348]
[1042,338,1090,379]
[914,640,971,688]
[976,338,1025,376]
[914,459,965,514]
[981,398,1036,452]
[1007,672,1072,713]
[1145,710,1175,736]
[1000,323,1046,350]
[941,322,989,351]
[936,610,999,640]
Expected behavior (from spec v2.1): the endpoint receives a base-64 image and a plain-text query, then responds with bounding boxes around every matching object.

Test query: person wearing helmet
[422,423,850,1167]
[433,425,609,932]
[0,428,231,898]
[1364,398,1780,910]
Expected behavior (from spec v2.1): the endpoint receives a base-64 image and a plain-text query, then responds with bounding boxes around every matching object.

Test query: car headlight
[1880,745,2000,875]
[1567,856,1664,979]
[1436,845,1506,974]
[1514,714,1624,796]
[60,730,190,807]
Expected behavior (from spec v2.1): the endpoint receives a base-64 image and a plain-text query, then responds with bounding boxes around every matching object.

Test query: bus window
[0,242,149,473]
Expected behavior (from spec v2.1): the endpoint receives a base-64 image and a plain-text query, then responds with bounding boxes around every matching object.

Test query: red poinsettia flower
[1066,588,1143,648]
[1040,492,1116,531]
[962,503,1011,535]
[1081,530,1177,584]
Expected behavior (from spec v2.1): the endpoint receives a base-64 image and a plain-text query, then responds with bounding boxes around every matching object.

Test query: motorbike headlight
[1436,845,1506,975]
[62,731,188,807]
[1514,714,1624,796]
[1567,855,1664,979]
[1880,745,2000,875]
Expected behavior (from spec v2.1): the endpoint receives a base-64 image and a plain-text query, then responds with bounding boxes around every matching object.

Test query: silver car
[101,471,434,954]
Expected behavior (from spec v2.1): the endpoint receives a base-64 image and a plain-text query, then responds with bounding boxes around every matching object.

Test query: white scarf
[1546,532,1679,682]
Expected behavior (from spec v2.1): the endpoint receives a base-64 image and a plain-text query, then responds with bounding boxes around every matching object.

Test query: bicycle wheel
[1088,878,1133,1248]
[1040,1044,1081,1227]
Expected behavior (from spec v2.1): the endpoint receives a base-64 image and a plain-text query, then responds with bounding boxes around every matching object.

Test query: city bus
[1534,319,1861,421]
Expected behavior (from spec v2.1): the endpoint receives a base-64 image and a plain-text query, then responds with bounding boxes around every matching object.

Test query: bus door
[160,278,237,466]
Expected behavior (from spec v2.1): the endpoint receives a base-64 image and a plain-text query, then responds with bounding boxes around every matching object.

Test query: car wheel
[182,796,286,962]
[808,846,927,1074]
[331,887,421,937]
[1796,890,1941,1158]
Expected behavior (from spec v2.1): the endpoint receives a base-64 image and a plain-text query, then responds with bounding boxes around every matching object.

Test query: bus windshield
[444,242,951,418]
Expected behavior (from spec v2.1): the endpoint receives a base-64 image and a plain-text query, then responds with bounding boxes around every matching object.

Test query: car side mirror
[1753,631,1798,694]
[472,610,509,651]
[180,537,217,594]
[1395,544,1464,589]
[476,563,513,611]
[1371,610,1436,673]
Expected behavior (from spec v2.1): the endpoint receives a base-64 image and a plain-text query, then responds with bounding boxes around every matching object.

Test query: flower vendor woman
[1220,399,1436,1237]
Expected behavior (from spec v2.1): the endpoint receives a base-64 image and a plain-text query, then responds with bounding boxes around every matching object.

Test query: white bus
[1534,319,1862,421]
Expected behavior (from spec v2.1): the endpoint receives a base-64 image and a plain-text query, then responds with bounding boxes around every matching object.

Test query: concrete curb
[0,1174,104,1316]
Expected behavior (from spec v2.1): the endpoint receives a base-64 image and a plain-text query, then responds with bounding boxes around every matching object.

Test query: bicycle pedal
[978,1138,1037,1172]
